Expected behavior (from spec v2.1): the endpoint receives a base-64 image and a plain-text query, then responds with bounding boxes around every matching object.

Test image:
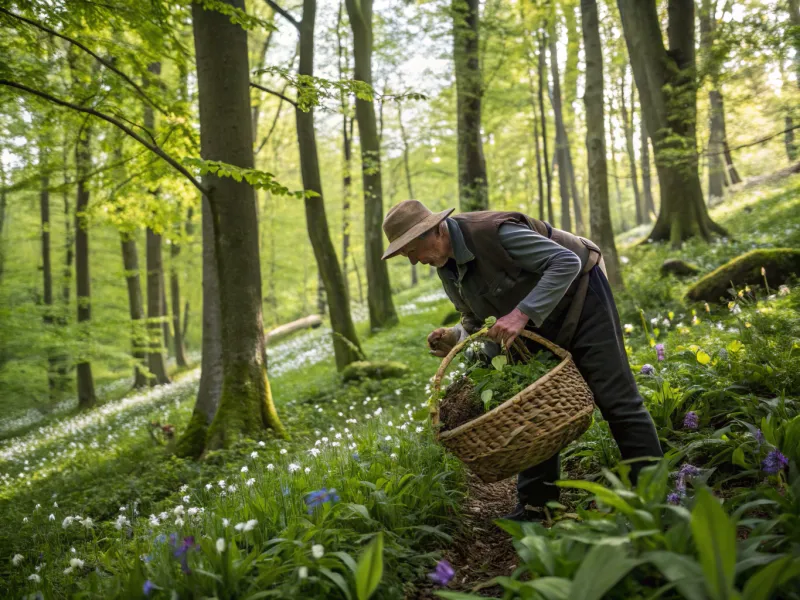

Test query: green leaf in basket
[491,355,507,371]
[481,389,494,409]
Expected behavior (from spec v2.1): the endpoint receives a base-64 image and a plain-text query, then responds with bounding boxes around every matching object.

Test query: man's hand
[487,308,530,349]
[427,327,460,357]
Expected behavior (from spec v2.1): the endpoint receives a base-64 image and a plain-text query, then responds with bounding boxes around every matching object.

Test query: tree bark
[296,0,363,370]
[640,110,656,219]
[537,32,553,224]
[581,0,623,287]
[619,71,643,225]
[345,0,398,331]
[617,0,725,247]
[170,225,189,367]
[40,151,59,399]
[337,0,352,299]
[192,0,286,448]
[75,122,96,409]
[524,55,545,221]
[548,37,572,232]
[120,233,149,388]
[0,159,6,282]
[176,196,223,458]
[452,0,488,212]
[398,102,418,286]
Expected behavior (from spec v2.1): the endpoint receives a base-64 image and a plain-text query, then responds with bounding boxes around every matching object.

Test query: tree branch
[0,79,207,194]
[264,0,300,31]
[0,7,168,115]
[250,81,298,107]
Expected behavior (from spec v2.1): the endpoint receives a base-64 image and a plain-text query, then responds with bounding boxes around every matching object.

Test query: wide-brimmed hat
[381,200,454,260]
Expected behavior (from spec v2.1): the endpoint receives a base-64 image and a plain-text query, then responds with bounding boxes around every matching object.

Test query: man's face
[398,224,450,268]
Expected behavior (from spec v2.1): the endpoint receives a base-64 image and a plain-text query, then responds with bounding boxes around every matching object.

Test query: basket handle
[429,327,567,427]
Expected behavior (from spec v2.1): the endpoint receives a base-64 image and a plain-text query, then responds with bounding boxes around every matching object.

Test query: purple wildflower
[640,364,655,376]
[172,536,198,575]
[428,560,455,586]
[655,343,665,362]
[679,464,701,478]
[762,449,789,474]
[683,411,699,430]
[667,492,681,505]
[304,488,341,514]
[754,429,765,445]
[143,580,155,596]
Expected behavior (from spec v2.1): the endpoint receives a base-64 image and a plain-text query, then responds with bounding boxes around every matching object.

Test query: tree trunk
[192,0,286,448]
[146,228,171,384]
[338,0,352,299]
[452,0,488,212]
[640,108,656,219]
[297,0,363,370]
[75,123,96,409]
[548,37,572,232]
[707,89,727,199]
[537,32,553,224]
[619,72,643,225]
[120,233,149,389]
[345,0,398,331]
[56,134,73,394]
[525,61,545,221]
[170,228,189,367]
[608,111,627,232]
[785,116,799,162]
[398,102,418,286]
[0,161,6,282]
[581,0,623,287]
[176,195,223,458]
[40,154,58,400]
[617,0,725,247]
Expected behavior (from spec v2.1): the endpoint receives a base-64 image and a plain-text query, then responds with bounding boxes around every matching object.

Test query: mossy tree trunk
[617,0,726,247]
[452,0,488,212]
[192,0,286,449]
[345,0,398,331]
[581,0,623,288]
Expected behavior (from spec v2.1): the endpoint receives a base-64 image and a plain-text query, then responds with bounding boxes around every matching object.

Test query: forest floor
[1,174,799,599]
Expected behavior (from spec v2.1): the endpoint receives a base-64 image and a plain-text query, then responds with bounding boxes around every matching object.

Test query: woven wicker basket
[430,329,595,483]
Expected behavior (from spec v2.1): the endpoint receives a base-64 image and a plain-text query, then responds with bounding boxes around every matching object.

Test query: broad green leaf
[691,487,737,600]
[732,447,748,468]
[491,355,507,371]
[481,389,493,407]
[521,577,571,600]
[645,551,706,600]
[355,532,383,600]
[556,480,636,516]
[320,567,353,600]
[436,593,484,600]
[742,555,800,600]
[571,544,642,600]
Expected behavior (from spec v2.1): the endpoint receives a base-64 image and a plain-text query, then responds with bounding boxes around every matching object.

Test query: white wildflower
[158,511,168,520]
[179,484,189,493]
[267,463,275,471]
[216,538,225,553]
[182,495,190,503]
[312,544,324,559]
[69,558,84,568]
[308,448,320,457]
[288,463,300,473]
[416,426,424,433]
[149,515,160,527]
[12,554,23,566]
[241,466,249,473]
[114,515,129,530]
[246,478,255,487]
[63,567,73,575]
[222,518,230,527]
[250,451,258,459]
[258,441,266,447]
[80,517,93,528]
[206,483,213,490]
[62,516,74,528]
[175,517,184,527]
[218,480,226,488]
[188,507,199,516]
[280,449,288,455]
[28,574,41,583]
[174,505,185,516]
[304,467,311,474]
[299,566,308,579]
[48,514,55,521]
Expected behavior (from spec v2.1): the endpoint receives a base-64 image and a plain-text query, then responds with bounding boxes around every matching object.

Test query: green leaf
[732,447,748,468]
[491,355,507,371]
[556,480,636,516]
[436,592,484,600]
[690,487,737,600]
[571,544,642,600]
[320,567,353,600]
[481,389,493,407]
[355,532,383,600]
[520,577,571,600]
[742,555,800,600]
[645,551,706,600]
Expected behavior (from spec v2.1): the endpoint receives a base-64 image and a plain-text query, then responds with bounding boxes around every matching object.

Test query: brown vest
[445,211,604,335]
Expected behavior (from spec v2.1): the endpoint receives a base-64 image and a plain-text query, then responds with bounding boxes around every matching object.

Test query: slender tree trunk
[176,196,223,457]
[581,0,623,287]
[192,0,285,448]
[549,38,572,232]
[537,32,553,223]
[608,112,627,232]
[398,102,418,286]
[0,160,6,283]
[707,89,727,199]
[40,154,58,399]
[619,72,643,224]
[640,112,656,219]
[170,225,189,367]
[785,116,799,162]
[120,233,149,388]
[786,0,800,161]
[617,0,725,247]
[296,0,363,369]
[345,0,398,331]
[452,0,488,212]
[337,0,352,299]
[75,123,96,409]
[525,63,545,221]
[351,252,364,306]
[56,134,73,394]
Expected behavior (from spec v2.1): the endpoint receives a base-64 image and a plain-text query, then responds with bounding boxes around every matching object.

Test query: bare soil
[438,377,484,432]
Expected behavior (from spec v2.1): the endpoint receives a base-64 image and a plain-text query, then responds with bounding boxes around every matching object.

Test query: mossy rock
[686,248,800,303]
[441,310,461,326]
[342,360,410,382]
[660,258,701,277]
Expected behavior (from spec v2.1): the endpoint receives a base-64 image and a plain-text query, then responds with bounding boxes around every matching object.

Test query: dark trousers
[517,266,663,506]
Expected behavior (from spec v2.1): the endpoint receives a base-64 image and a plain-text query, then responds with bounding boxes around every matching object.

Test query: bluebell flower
[762,449,789,474]
[155,533,166,544]
[143,580,155,595]
[428,560,455,586]
[667,492,681,505]
[304,488,341,514]
[655,343,666,361]
[683,412,699,430]
[754,429,765,445]
[640,364,655,376]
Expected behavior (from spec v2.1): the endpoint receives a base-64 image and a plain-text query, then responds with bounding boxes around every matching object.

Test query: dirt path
[411,473,519,598]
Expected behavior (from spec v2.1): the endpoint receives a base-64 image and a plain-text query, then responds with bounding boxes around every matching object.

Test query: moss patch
[660,258,701,277]
[174,409,208,459]
[686,248,800,303]
[341,360,410,382]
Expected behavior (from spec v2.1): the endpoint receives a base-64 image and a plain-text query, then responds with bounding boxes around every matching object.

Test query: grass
[1,175,799,599]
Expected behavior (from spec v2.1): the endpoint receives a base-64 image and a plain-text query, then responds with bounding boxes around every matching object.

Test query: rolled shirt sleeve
[498,222,582,327]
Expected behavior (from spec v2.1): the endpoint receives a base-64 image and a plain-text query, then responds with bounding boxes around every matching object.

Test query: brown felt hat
[381,200,454,260]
